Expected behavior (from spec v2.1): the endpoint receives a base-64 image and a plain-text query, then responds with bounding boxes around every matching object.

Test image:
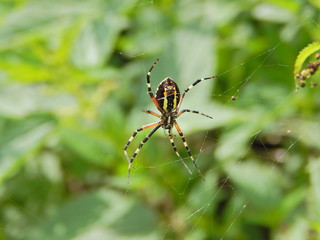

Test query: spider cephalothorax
[124,58,217,180]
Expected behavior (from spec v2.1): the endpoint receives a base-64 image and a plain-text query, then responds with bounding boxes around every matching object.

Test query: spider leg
[174,121,205,181]
[124,122,162,173]
[146,58,163,112]
[141,109,161,118]
[176,75,218,111]
[177,109,213,119]
[168,128,192,174]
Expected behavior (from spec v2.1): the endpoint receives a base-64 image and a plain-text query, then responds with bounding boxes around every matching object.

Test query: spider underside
[124,58,217,181]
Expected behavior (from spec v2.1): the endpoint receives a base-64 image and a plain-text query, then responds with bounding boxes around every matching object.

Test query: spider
[124,58,217,180]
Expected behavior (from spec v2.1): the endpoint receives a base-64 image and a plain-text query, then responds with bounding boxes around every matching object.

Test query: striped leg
[174,121,205,181]
[124,122,161,173]
[141,109,161,118]
[176,75,218,111]
[177,109,213,119]
[168,128,192,174]
[146,58,163,112]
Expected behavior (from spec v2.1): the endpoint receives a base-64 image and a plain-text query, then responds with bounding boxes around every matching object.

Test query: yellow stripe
[163,90,168,111]
[172,90,177,110]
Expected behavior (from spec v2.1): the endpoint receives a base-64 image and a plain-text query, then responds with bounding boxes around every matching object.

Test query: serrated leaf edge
[294,41,320,89]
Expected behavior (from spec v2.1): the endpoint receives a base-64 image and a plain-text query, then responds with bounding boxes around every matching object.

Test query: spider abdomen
[155,77,180,112]
[124,58,215,180]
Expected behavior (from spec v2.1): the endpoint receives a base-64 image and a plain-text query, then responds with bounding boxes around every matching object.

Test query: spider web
[0,1,319,240]
[122,5,319,239]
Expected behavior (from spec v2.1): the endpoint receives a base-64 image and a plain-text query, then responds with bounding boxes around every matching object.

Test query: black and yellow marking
[174,121,205,181]
[146,58,163,112]
[177,109,213,119]
[141,109,161,118]
[124,58,217,181]
[146,58,159,97]
[177,75,218,111]
[124,122,161,171]
[168,129,192,174]
[155,77,180,112]
[129,124,161,163]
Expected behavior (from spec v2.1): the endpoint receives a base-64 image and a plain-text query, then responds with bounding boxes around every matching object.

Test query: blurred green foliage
[0,0,320,239]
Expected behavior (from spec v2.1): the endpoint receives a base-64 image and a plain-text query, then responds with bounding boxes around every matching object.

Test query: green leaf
[61,128,116,167]
[214,124,255,162]
[26,190,159,240]
[308,158,320,220]
[286,119,320,150]
[111,202,157,235]
[0,0,100,50]
[0,85,76,117]
[274,218,310,240]
[71,0,138,67]
[0,116,54,183]
[226,160,283,206]
[71,15,126,67]
[294,41,320,88]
